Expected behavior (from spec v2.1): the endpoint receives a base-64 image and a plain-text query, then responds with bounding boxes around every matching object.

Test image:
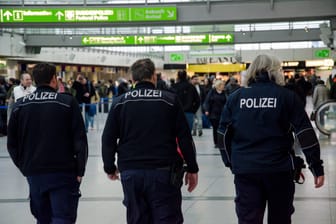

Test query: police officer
[102,58,199,224]
[217,55,324,224]
[7,63,88,224]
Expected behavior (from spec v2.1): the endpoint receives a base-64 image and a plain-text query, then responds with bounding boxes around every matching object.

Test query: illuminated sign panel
[170,53,185,62]
[314,49,330,58]
[81,34,234,46]
[0,7,177,23]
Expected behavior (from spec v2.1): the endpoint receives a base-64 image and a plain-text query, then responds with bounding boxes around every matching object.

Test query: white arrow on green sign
[0,7,176,23]
[81,33,234,46]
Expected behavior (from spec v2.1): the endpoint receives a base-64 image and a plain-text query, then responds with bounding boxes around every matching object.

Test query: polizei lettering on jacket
[240,97,277,108]
[124,89,162,99]
[23,92,58,102]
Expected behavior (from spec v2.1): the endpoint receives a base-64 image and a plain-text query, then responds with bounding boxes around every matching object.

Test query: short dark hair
[177,70,187,81]
[32,63,56,86]
[130,58,155,82]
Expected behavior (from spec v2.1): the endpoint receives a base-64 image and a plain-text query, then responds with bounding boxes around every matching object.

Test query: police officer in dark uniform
[7,63,88,224]
[217,54,324,224]
[102,58,199,224]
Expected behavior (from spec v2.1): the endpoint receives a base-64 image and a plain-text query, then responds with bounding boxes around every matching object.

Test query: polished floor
[0,108,335,224]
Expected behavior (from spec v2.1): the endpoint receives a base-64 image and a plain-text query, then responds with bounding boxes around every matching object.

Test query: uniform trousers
[27,172,81,224]
[120,169,183,224]
[234,172,295,224]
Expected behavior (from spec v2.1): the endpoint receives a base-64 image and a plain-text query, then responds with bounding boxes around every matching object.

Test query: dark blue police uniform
[102,81,199,224]
[7,86,88,224]
[217,74,324,224]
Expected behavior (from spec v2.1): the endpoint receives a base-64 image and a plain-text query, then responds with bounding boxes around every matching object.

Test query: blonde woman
[217,54,324,224]
[203,79,227,147]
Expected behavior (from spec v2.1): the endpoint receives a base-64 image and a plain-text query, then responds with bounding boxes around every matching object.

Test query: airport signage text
[0,7,177,23]
[81,34,234,46]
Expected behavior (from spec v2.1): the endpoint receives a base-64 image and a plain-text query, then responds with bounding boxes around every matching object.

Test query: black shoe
[198,130,203,136]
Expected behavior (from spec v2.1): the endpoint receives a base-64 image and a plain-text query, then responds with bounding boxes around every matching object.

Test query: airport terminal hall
[1,0,336,223]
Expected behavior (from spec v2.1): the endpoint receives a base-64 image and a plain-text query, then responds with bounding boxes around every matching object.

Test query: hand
[84,92,90,97]
[205,111,209,116]
[314,175,324,188]
[77,176,82,183]
[107,170,120,181]
[184,172,198,192]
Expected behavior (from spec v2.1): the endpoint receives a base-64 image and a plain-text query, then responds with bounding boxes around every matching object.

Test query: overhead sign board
[0,7,177,23]
[314,49,330,58]
[170,53,185,62]
[81,34,234,46]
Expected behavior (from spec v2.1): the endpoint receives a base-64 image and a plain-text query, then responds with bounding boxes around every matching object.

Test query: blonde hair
[242,54,285,87]
[213,79,224,89]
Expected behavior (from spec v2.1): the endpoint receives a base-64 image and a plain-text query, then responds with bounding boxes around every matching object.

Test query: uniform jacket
[7,86,88,177]
[102,81,199,174]
[217,75,324,177]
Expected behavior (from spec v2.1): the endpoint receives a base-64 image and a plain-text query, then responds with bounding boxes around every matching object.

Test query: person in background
[156,72,168,90]
[97,80,109,113]
[12,73,36,102]
[87,102,97,130]
[294,73,312,107]
[169,78,176,89]
[0,76,7,136]
[217,54,324,224]
[7,63,88,224]
[116,78,130,96]
[190,75,206,136]
[7,73,36,121]
[328,68,336,100]
[202,77,213,96]
[225,76,240,96]
[57,76,69,93]
[102,58,198,224]
[312,79,330,125]
[72,74,96,132]
[171,70,200,130]
[307,68,318,91]
[203,79,226,148]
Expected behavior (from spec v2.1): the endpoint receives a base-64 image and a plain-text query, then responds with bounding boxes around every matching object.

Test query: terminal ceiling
[1,0,335,54]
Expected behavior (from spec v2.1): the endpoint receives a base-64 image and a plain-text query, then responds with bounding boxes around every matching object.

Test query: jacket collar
[135,81,155,89]
[36,85,57,92]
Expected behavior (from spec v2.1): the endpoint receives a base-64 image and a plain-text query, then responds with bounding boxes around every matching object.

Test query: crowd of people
[2,56,335,223]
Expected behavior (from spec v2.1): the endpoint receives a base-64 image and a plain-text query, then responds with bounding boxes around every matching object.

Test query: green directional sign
[210,34,234,43]
[0,7,176,23]
[81,33,234,46]
[170,53,185,62]
[82,36,135,45]
[314,49,330,58]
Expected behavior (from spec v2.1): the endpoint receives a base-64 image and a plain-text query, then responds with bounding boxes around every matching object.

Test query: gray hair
[243,54,284,87]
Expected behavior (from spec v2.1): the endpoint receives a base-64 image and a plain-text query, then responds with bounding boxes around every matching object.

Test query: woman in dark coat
[203,79,227,147]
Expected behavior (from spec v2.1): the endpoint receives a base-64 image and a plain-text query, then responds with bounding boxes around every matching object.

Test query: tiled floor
[0,111,335,224]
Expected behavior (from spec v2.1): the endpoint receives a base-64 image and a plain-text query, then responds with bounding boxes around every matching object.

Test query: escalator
[314,100,336,136]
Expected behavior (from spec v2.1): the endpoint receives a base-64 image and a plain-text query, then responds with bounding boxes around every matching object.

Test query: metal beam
[24,28,322,47]
[0,0,335,28]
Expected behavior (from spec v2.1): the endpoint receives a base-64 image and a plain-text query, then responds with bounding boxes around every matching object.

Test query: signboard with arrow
[81,34,234,46]
[0,7,177,23]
